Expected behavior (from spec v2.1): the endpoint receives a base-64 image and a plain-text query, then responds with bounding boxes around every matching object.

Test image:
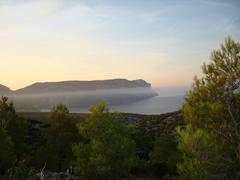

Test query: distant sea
[70,95,184,115]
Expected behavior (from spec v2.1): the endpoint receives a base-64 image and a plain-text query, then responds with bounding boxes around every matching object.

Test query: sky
[0,0,240,90]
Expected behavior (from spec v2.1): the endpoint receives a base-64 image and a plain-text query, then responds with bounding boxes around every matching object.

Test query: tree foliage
[177,125,236,180]
[0,97,16,129]
[184,37,240,141]
[6,115,28,158]
[0,128,16,175]
[72,102,136,180]
[179,37,240,179]
[0,96,27,159]
[149,135,181,177]
[35,104,79,171]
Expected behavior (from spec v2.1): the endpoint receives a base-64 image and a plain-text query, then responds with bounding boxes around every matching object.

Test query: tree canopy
[72,102,136,180]
[35,104,79,171]
[179,37,240,179]
[0,97,27,162]
[0,128,15,175]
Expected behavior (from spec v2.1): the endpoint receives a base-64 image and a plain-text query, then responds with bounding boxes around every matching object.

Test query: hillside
[18,111,183,130]
[0,84,12,94]
[1,79,158,111]
[15,79,152,94]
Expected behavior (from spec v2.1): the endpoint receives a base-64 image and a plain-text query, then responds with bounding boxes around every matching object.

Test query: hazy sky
[0,0,240,90]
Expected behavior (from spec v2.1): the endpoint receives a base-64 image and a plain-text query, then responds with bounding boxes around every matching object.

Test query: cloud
[195,0,240,8]
[0,0,116,32]
[0,0,80,23]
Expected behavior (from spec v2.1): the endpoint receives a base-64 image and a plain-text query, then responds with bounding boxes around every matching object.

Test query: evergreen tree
[0,128,15,175]
[149,135,181,177]
[35,104,79,171]
[178,37,240,179]
[72,102,136,180]
[177,125,236,180]
[0,97,27,159]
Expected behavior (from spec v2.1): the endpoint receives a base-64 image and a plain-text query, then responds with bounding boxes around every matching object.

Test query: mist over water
[6,87,159,112]
[70,95,184,115]
[2,84,187,114]
[153,85,190,97]
[111,95,184,114]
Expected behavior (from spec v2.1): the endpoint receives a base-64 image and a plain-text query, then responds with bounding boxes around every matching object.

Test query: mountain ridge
[15,79,152,94]
[1,79,152,94]
[0,79,157,111]
[0,84,12,94]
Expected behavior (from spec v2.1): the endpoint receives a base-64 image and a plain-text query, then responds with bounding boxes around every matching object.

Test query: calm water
[71,96,184,115]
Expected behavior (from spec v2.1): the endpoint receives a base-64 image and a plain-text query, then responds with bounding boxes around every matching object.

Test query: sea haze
[0,79,186,114]
[70,95,184,115]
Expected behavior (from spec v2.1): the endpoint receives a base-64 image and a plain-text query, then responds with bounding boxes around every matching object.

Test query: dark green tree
[36,104,79,171]
[0,96,27,159]
[72,102,136,180]
[178,37,240,179]
[0,128,15,175]
[6,115,28,158]
[149,135,181,178]
[0,97,15,129]
[177,125,235,180]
